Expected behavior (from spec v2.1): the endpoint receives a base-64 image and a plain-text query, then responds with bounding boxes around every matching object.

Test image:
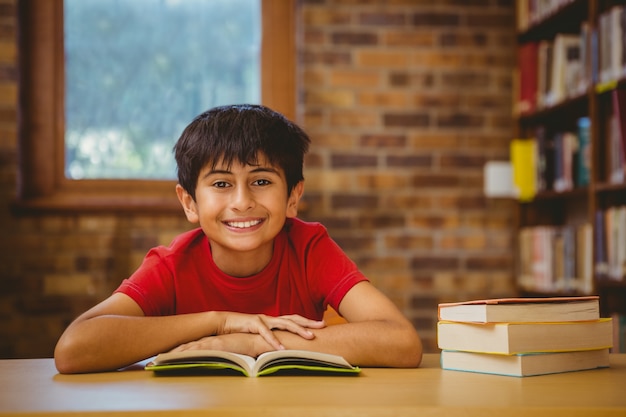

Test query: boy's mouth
[224,219,264,229]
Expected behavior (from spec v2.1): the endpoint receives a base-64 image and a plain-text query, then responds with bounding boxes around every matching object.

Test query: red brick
[331,31,379,46]
[360,134,406,148]
[385,234,433,250]
[436,113,485,128]
[439,32,488,47]
[385,30,435,47]
[331,153,378,168]
[384,112,430,128]
[386,154,432,168]
[440,153,488,169]
[332,194,379,209]
[412,12,460,27]
[412,256,461,271]
[357,214,405,229]
[359,12,406,26]
[356,173,410,190]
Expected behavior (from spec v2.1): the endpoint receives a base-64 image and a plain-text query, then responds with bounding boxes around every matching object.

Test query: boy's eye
[212,181,230,188]
[253,179,271,186]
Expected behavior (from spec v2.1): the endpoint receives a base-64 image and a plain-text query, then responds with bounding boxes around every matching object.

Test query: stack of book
[437,296,612,377]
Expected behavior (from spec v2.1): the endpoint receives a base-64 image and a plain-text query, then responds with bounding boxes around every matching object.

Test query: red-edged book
[517,42,539,115]
[438,296,600,323]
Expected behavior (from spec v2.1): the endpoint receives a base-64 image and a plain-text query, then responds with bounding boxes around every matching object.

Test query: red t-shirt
[115,218,367,320]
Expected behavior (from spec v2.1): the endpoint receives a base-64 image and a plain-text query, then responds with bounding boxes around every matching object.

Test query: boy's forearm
[273,319,422,368]
[54,311,223,374]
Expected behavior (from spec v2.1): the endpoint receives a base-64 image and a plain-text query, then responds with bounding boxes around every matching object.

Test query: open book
[145,349,361,377]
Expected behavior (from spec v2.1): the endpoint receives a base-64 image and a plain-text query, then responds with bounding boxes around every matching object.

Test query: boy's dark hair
[174,104,310,200]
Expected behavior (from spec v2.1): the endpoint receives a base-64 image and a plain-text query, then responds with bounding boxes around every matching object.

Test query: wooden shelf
[513,0,626,323]
[517,0,588,43]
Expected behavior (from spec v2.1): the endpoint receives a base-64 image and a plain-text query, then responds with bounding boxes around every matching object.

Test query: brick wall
[297,0,517,350]
[0,0,516,358]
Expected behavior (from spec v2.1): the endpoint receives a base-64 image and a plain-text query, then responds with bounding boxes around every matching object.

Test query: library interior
[0,0,625,393]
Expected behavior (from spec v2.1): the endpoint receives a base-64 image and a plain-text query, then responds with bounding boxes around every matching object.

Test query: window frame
[15,0,295,214]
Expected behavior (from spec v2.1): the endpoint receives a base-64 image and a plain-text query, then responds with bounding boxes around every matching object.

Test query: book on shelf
[537,40,553,109]
[552,131,578,192]
[535,126,554,192]
[612,313,626,353]
[573,223,593,294]
[519,120,589,196]
[437,296,599,324]
[609,88,626,184]
[516,0,577,34]
[145,349,360,377]
[549,33,582,105]
[578,21,591,95]
[604,205,626,281]
[437,318,613,355]
[518,224,592,293]
[576,116,591,187]
[532,32,586,109]
[510,138,537,201]
[516,42,539,115]
[598,5,626,86]
[440,349,610,377]
[521,226,553,291]
[594,210,610,279]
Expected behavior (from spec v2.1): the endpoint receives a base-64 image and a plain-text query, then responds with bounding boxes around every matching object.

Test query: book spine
[611,89,626,182]
[517,42,539,115]
[576,117,591,187]
[612,313,626,353]
[595,210,609,279]
[519,223,593,293]
[511,138,538,201]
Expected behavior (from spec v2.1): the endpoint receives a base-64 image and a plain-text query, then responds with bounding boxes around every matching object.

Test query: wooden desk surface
[1,354,625,417]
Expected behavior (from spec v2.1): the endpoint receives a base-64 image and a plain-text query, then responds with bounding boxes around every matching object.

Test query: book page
[152,349,257,373]
[254,350,353,373]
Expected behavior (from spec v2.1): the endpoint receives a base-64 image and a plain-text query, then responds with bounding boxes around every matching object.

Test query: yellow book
[510,138,537,202]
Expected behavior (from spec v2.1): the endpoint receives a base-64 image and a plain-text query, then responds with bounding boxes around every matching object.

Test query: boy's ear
[286,181,304,218]
[176,184,200,223]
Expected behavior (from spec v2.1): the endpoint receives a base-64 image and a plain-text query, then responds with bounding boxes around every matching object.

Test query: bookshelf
[513,0,626,332]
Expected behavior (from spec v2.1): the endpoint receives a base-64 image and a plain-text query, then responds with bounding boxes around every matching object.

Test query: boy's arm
[285,281,423,367]
[54,293,324,374]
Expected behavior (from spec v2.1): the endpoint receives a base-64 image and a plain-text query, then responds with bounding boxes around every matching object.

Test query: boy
[54,104,422,374]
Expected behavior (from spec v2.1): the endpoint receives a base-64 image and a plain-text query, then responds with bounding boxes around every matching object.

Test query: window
[16,0,295,213]
[65,0,260,181]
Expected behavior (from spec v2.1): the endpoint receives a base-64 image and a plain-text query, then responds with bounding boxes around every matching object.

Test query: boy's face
[176,153,302,273]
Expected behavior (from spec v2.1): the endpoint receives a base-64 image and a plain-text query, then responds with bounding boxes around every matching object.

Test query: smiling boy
[54,104,422,374]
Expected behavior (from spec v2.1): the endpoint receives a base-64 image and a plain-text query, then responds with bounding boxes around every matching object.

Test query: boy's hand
[219,312,325,351]
[170,333,265,357]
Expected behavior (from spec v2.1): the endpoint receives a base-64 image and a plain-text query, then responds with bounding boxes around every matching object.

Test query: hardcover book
[437,296,599,323]
[440,349,610,377]
[517,42,539,115]
[437,318,613,355]
[145,349,361,377]
[510,138,537,202]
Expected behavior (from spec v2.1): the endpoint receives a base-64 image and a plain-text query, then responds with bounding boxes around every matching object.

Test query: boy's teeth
[229,220,261,228]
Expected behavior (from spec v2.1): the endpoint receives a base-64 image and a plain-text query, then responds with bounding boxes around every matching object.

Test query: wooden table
[1,354,625,416]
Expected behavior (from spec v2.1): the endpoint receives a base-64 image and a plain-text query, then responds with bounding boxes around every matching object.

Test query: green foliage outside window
[64,0,260,179]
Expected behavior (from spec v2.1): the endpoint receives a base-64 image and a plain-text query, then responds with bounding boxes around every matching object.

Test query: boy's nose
[232,186,255,211]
